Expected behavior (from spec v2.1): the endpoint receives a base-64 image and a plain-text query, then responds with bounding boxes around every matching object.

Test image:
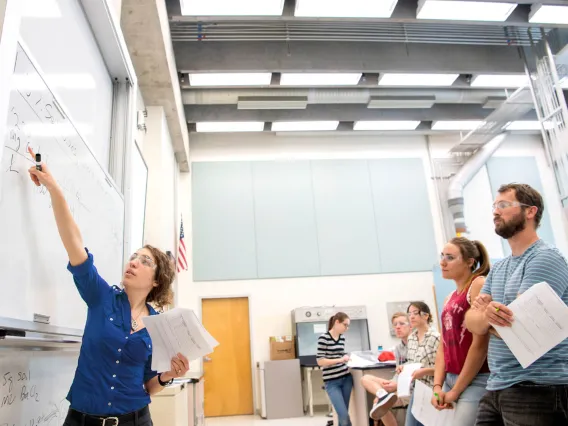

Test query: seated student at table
[403,302,440,426]
[430,237,490,426]
[361,312,411,425]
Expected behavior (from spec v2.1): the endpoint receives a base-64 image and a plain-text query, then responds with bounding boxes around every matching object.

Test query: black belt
[68,406,149,426]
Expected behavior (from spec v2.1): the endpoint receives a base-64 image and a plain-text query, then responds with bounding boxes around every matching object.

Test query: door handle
[203,356,212,362]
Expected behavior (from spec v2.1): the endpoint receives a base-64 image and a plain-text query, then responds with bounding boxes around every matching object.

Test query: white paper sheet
[411,380,456,426]
[144,308,219,372]
[347,353,378,368]
[493,282,568,368]
[396,363,422,397]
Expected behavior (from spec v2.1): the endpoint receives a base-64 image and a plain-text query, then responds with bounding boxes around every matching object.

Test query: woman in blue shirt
[28,151,188,426]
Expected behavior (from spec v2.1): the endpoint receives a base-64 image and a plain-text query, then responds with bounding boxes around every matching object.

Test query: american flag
[177,217,188,273]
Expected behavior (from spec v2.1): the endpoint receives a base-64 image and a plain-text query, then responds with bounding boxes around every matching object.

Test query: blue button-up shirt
[66,250,159,415]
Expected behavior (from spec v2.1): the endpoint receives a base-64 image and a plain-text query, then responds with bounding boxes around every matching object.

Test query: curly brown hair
[144,244,175,309]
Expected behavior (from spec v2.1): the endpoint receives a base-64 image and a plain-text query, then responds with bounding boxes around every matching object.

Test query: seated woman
[361,312,411,424]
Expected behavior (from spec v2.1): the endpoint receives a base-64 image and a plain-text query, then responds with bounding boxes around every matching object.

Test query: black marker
[35,153,42,171]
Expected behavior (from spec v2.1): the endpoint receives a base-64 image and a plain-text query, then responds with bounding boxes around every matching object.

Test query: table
[332,365,399,426]
[301,365,320,417]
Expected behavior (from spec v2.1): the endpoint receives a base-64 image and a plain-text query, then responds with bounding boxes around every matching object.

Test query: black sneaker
[369,393,397,420]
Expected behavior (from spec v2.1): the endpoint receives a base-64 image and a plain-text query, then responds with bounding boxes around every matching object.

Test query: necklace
[131,304,146,331]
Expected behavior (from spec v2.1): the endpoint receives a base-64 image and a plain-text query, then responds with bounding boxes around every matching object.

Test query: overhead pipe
[447,133,507,235]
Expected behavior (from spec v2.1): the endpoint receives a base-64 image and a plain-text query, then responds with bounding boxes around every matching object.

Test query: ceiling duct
[367,95,436,109]
[446,85,536,235]
[182,88,516,106]
[237,96,308,110]
[450,86,534,153]
[447,133,507,235]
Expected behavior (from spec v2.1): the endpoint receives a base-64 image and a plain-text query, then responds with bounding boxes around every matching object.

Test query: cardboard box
[269,335,295,361]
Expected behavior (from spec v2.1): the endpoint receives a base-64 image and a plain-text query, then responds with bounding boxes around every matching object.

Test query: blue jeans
[444,373,488,426]
[405,391,424,426]
[324,374,353,426]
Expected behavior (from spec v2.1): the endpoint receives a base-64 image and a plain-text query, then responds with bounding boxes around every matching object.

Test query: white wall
[177,131,568,410]
[142,106,177,253]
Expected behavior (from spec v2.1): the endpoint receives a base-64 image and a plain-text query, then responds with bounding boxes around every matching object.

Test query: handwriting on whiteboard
[2,46,123,250]
[0,369,67,426]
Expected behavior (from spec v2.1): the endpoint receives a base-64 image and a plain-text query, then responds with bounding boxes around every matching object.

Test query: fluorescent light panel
[471,74,529,88]
[529,4,568,25]
[378,73,459,87]
[432,120,484,130]
[189,73,272,86]
[272,121,339,131]
[354,121,421,131]
[505,121,541,131]
[417,0,517,22]
[181,0,285,16]
[295,0,399,18]
[196,122,265,132]
[280,73,362,86]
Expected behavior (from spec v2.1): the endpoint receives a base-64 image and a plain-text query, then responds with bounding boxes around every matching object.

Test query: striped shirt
[481,239,568,391]
[406,328,440,387]
[317,332,349,382]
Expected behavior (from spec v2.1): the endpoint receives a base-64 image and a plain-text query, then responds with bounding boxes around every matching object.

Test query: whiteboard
[0,43,124,330]
[0,349,78,426]
[18,0,113,171]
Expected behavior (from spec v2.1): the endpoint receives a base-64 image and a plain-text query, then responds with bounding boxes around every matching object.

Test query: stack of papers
[347,353,379,368]
[493,282,568,368]
[411,381,456,426]
[396,363,422,397]
[144,308,219,372]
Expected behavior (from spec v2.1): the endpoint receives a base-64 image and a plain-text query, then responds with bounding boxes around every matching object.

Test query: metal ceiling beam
[184,103,537,122]
[174,41,527,74]
[182,88,522,105]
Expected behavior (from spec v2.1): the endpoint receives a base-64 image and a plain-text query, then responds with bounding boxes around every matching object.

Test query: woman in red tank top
[430,237,491,426]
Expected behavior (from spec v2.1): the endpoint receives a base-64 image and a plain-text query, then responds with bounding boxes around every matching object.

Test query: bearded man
[465,183,568,426]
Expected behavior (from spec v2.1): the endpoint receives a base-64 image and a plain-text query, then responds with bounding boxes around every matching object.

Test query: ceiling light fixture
[272,121,339,131]
[470,74,529,88]
[529,4,568,25]
[196,122,265,132]
[354,121,421,131]
[280,73,362,86]
[189,73,272,86]
[431,120,484,130]
[181,0,285,16]
[295,0,399,18]
[417,0,518,22]
[505,121,552,131]
[378,73,459,87]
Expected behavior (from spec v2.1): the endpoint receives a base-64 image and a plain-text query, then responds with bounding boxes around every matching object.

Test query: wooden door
[202,297,254,417]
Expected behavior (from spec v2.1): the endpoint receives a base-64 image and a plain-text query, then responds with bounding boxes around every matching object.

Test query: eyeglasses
[492,201,533,211]
[393,321,409,327]
[341,322,350,328]
[440,253,460,262]
[129,253,156,269]
[408,310,422,317]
